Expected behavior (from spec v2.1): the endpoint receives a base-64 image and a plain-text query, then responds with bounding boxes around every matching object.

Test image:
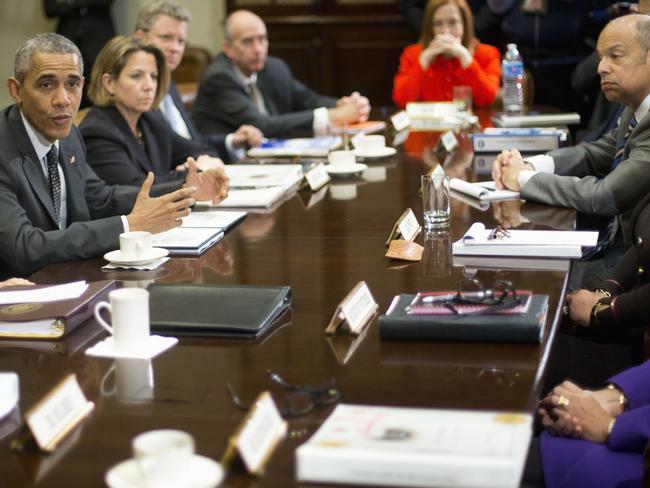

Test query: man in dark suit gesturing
[0,33,227,278]
[192,10,371,138]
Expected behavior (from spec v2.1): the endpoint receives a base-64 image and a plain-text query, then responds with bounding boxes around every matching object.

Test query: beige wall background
[0,0,225,107]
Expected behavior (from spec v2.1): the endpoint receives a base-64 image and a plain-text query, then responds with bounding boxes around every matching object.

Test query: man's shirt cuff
[121,215,129,232]
[313,107,330,135]
[518,169,537,189]
[524,154,555,173]
[225,132,246,160]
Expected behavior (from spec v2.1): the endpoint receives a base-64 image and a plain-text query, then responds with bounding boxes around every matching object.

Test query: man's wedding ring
[557,394,570,407]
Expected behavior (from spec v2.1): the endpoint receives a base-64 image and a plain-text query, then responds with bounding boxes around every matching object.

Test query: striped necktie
[611,115,637,169]
[46,145,61,227]
[247,80,268,115]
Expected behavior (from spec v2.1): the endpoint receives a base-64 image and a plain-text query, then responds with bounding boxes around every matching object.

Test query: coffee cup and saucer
[86,288,177,360]
[325,150,368,177]
[352,135,397,159]
[105,429,223,488]
[104,232,169,266]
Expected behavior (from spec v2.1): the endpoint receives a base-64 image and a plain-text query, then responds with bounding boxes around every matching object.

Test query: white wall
[0,0,226,108]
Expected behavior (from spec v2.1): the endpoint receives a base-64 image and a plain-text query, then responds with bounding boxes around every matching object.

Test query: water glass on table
[421,174,450,230]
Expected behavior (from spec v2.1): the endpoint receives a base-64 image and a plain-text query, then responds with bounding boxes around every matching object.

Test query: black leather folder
[379,294,548,343]
[148,284,291,338]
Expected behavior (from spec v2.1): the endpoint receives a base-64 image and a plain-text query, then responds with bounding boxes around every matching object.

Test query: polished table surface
[0,129,570,487]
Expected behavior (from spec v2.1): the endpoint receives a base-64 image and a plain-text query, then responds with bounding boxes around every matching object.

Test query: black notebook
[148,284,291,338]
[379,294,549,343]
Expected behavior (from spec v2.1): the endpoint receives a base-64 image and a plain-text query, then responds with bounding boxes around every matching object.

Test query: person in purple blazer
[538,360,650,487]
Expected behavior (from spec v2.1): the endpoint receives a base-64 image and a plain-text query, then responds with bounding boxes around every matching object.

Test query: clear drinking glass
[421,174,450,229]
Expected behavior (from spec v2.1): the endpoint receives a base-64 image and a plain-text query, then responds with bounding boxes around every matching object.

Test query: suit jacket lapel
[8,106,59,226]
[58,140,83,225]
[104,106,154,173]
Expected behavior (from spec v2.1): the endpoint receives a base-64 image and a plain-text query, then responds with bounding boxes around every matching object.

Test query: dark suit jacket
[79,105,213,188]
[167,82,231,161]
[541,360,650,487]
[591,192,650,329]
[0,104,138,277]
[192,53,337,138]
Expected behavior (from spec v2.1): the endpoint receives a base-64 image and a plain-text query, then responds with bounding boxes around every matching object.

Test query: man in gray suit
[0,33,227,278]
[493,14,650,259]
[192,9,371,138]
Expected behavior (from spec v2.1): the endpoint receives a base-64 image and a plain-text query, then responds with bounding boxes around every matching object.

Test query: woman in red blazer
[392,0,501,109]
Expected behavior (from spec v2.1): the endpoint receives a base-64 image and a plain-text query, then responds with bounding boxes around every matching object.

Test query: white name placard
[390,110,411,132]
[325,281,378,335]
[385,208,422,247]
[304,164,331,191]
[25,375,94,452]
[440,130,458,153]
[224,391,287,475]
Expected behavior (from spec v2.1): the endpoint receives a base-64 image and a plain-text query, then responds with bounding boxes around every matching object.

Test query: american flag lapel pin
[69,155,76,165]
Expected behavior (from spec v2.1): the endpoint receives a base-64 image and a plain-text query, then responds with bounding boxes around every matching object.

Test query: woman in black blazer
[567,192,650,329]
[80,36,224,187]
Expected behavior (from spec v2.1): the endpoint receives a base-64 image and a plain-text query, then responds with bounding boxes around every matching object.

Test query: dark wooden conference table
[0,124,571,487]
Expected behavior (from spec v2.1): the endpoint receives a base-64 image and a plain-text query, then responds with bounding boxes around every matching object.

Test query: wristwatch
[590,301,610,327]
[606,383,628,412]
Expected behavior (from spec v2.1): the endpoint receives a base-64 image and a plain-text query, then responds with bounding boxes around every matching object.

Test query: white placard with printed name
[385,208,422,248]
[25,375,95,452]
[222,391,287,475]
[398,209,421,242]
[325,281,378,335]
[440,130,458,152]
[390,111,411,132]
[304,164,331,191]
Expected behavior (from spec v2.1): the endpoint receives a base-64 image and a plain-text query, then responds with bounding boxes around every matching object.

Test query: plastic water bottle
[502,43,524,114]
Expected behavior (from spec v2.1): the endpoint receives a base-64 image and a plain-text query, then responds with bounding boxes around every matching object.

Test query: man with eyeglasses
[134,0,263,161]
[191,9,371,138]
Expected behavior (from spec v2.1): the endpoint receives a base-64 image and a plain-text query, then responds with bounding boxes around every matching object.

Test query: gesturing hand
[127,172,196,233]
[184,157,229,204]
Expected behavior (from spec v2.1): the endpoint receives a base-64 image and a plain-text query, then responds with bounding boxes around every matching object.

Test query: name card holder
[221,391,287,475]
[326,322,370,365]
[434,130,458,163]
[385,209,421,248]
[390,111,411,133]
[325,281,378,335]
[18,375,94,453]
[304,163,331,192]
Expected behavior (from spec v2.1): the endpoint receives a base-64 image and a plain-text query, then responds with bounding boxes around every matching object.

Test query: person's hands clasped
[538,381,616,443]
[335,91,370,123]
[127,172,196,233]
[184,157,229,204]
[492,149,527,191]
[566,289,608,326]
[193,154,224,172]
[419,34,472,70]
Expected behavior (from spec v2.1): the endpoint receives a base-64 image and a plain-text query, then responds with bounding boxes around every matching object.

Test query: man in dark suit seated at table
[492,14,650,286]
[133,0,263,162]
[191,9,371,139]
[0,33,227,278]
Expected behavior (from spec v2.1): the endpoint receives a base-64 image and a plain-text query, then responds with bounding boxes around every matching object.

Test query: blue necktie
[610,115,637,169]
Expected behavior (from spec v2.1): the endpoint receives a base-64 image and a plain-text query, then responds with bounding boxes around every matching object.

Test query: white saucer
[106,454,223,488]
[353,147,397,159]
[85,335,178,360]
[325,163,368,177]
[104,248,169,266]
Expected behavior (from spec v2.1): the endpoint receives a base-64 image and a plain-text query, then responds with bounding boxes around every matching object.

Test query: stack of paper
[452,223,598,258]
[449,179,520,202]
[199,164,303,209]
[296,404,532,488]
[471,128,565,153]
[492,112,580,128]
[247,136,341,158]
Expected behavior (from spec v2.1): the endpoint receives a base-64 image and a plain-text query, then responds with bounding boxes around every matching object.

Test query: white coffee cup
[133,429,195,487]
[94,288,150,351]
[328,150,356,166]
[120,231,153,260]
[101,358,154,403]
[353,135,386,152]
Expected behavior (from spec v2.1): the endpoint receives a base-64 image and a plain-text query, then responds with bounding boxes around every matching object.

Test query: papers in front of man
[471,128,566,153]
[449,179,520,202]
[296,404,532,488]
[331,120,386,135]
[198,164,304,209]
[452,223,598,258]
[247,136,341,158]
[153,227,224,256]
[181,210,247,230]
[492,112,580,128]
[0,280,87,306]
